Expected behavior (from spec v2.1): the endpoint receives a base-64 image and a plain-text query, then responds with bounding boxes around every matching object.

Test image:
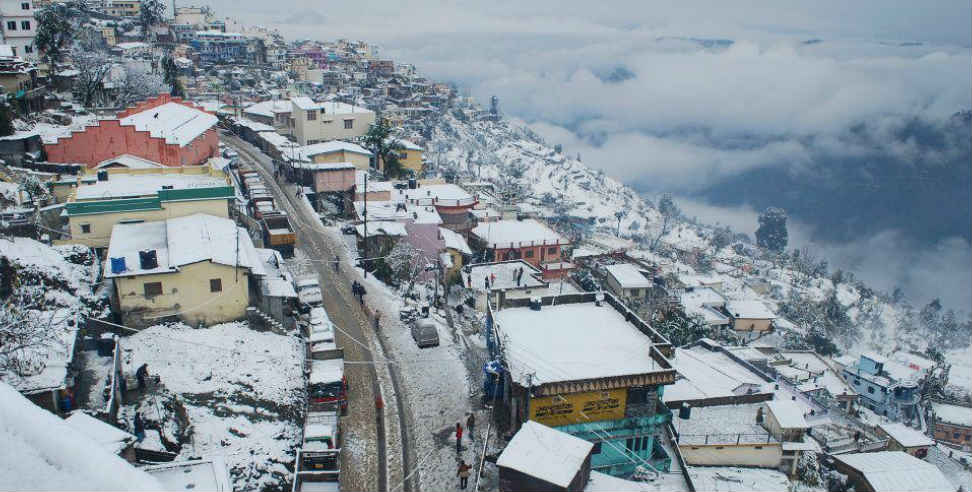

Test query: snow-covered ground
[119,322,304,491]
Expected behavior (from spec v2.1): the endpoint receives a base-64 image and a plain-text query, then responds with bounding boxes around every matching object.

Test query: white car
[296,278,324,307]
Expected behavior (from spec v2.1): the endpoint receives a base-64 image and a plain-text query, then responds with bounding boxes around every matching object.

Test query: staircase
[246,307,286,334]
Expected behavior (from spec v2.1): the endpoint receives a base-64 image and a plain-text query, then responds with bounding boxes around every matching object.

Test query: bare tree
[114,61,165,107]
[0,293,70,377]
[71,48,112,107]
[386,241,426,292]
[650,193,679,251]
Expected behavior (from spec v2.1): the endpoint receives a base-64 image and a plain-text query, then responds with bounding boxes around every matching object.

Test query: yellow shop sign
[529,389,627,426]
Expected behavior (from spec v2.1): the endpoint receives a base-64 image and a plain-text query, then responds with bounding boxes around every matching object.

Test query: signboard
[529,388,627,427]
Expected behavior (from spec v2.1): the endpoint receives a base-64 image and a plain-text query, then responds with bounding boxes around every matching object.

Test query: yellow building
[297,140,373,171]
[290,97,375,146]
[99,26,117,46]
[62,166,233,250]
[105,213,265,328]
[383,137,423,176]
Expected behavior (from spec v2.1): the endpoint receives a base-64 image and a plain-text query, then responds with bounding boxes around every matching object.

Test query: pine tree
[756,207,788,253]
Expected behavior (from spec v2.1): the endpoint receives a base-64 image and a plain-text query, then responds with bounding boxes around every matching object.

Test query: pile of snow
[122,322,304,491]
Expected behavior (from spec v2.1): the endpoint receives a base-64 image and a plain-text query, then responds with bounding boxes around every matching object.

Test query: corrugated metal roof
[66,197,161,216]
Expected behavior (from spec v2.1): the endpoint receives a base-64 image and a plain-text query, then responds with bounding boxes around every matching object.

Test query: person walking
[457,460,472,489]
[133,412,145,442]
[466,413,476,442]
[455,422,463,453]
[136,364,149,391]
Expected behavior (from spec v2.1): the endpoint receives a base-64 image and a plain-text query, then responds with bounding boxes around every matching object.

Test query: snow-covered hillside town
[0,2,969,492]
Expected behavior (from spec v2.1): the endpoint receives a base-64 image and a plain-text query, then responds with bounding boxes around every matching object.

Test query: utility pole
[362,173,368,278]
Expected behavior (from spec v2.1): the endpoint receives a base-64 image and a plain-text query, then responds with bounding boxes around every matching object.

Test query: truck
[308,358,347,415]
[306,307,344,360]
[292,410,341,492]
[295,278,324,311]
[261,212,296,257]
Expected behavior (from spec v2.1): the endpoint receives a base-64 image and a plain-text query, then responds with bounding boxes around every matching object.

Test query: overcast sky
[211,1,971,308]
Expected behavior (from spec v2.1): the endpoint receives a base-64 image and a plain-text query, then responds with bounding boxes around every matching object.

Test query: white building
[290,96,375,145]
[0,0,35,60]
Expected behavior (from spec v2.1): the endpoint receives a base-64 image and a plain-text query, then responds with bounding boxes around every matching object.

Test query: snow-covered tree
[71,48,112,106]
[18,174,49,203]
[385,241,425,287]
[650,193,679,251]
[35,2,84,64]
[114,62,165,107]
[139,0,165,39]
[756,207,788,253]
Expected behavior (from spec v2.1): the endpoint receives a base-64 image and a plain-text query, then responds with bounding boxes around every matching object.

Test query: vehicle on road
[296,278,324,310]
[306,307,344,360]
[309,358,347,414]
[410,319,439,348]
[293,410,341,492]
[261,212,296,257]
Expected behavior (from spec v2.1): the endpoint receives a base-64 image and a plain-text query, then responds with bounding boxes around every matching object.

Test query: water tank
[109,257,127,274]
[679,403,692,420]
[139,250,158,270]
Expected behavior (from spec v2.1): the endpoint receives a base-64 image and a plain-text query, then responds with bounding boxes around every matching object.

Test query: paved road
[225,134,409,492]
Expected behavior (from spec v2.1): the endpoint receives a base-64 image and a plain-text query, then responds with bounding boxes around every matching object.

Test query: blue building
[841,352,920,422]
[189,31,264,64]
[486,292,676,478]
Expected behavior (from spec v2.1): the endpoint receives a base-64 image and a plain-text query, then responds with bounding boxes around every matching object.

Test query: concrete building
[290,96,375,145]
[243,99,292,135]
[471,219,568,268]
[0,0,36,60]
[725,299,776,334]
[43,94,220,169]
[0,45,40,113]
[460,259,549,311]
[382,137,423,175]
[841,352,921,422]
[929,401,971,446]
[497,421,593,492]
[296,140,373,170]
[830,451,954,492]
[602,262,652,301]
[876,422,934,457]
[105,0,139,17]
[395,183,478,234]
[486,292,676,477]
[104,213,265,328]
[63,167,233,250]
[676,403,782,468]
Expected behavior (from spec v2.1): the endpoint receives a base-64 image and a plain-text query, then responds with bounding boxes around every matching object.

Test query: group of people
[351,281,367,304]
[455,413,477,489]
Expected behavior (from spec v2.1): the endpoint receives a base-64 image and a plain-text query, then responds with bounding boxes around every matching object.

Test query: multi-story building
[486,292,676,478]
[471,219,568,268]
[0,0,36,61]
[44,94,220,169]
[290,96,375,145]
[189,30,264,64]
[841,352,921,422]
[929,400,972,446]
[105,0,139,17]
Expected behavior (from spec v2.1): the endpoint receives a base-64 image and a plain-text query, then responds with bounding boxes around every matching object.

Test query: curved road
[225,133,413,492]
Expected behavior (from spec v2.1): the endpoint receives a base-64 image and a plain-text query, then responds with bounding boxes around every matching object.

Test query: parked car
[296,278,324,310]
[410,319,439,348]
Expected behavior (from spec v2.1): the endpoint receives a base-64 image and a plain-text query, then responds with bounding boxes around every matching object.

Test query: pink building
[44,94,219,169]
[297,162,356,193]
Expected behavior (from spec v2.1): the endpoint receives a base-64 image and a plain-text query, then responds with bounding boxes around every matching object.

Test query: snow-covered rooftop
[95,154,164,170]
[604,263,653,289]
[232,116,275,132]
[298,140,372,161]
[397,183,475,205]
[666,346,766,403]
[471,219,565,248]
[74,172,227,200]
[677,403,773,444]
[930,401,971,428]
[494,301,661,387]
[355,220,407,237]
[832,451,954,492]
[687,466,790,492]
[256,248,296,298]
[64,412,136,455]
[461,260,546,293]
[766,400,808,429]
[725,300,776,319]
[353,200,442,224]
[386,136,422,151]
[0,382,163,491]
[104,214,264,278]
[290,97,373,115]
[244,99,292,118]
[496,421,592,488]
[142,457,232,492]
[119,102,218,147]
[439,227,471,254]
[293,161,357,171]
[879,422,934,448]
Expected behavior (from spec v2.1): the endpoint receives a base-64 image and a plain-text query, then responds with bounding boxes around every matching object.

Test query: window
[344,119,353,129]
[20,20,29,30]
[24,45,32,53]
[10,47,14,56]
[867,386,875,394]
[6,21,15,30]
[21,2,30,9]
[625,438,634,451]
[547,247,557,255]
[210,278,222,292]
[80,223,91,234]
[524,250,534,258]
[306,110,316,121]
[628,387,649,404]
[591,442,601,454]
[144,282,163,297]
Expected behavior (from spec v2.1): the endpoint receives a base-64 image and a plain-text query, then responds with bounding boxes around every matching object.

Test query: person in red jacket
[455,422,463,453]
